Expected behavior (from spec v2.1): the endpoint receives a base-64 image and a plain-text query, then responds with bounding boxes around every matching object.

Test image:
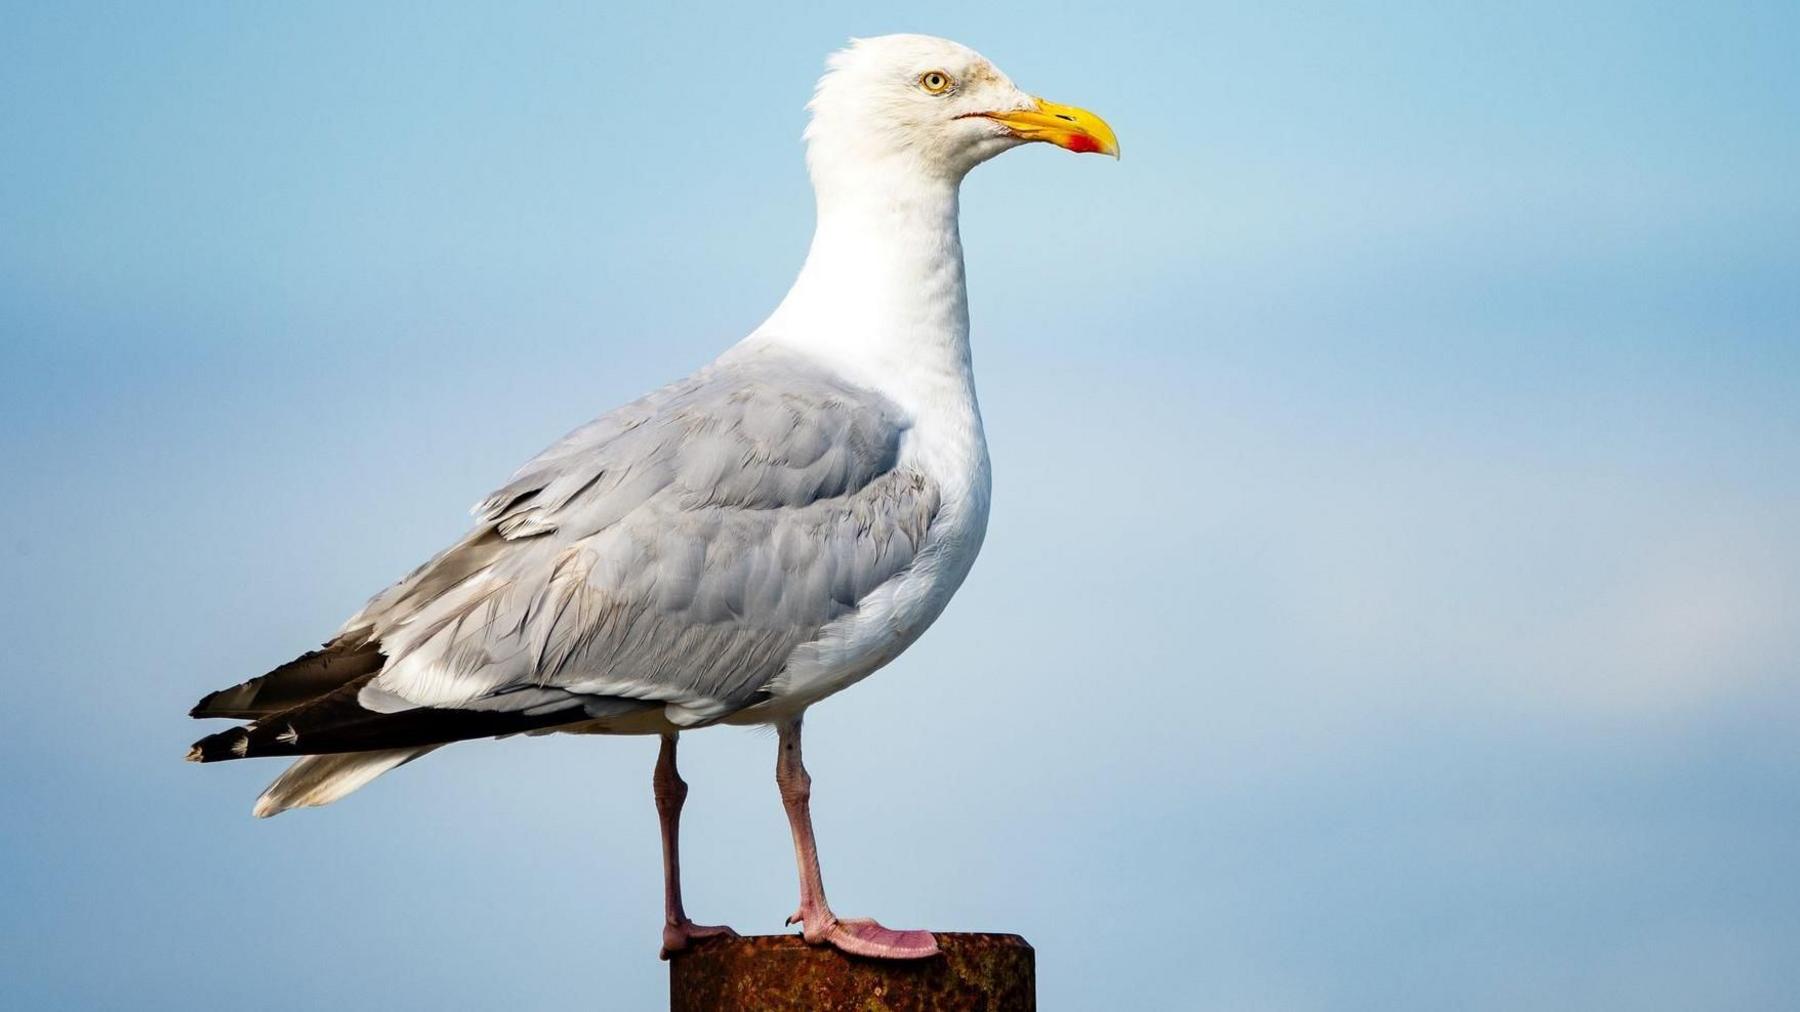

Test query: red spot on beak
[1061,133,1101,155]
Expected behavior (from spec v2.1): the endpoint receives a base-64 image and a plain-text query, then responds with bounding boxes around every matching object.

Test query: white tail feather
[253,746,439,818]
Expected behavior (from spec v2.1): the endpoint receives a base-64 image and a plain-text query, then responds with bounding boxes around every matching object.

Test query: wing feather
[353,347,939,727]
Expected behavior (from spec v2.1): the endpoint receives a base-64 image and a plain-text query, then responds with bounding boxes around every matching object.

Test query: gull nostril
[1054,113,1075,122]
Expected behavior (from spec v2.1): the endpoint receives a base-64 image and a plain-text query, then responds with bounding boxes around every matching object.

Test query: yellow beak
[974,97,1119,158]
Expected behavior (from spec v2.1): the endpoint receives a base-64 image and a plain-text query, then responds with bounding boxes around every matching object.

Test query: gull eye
[919,70,953,95]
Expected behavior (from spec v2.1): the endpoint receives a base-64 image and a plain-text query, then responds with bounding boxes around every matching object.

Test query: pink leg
[776,717,938,960]
[655,733,736,959]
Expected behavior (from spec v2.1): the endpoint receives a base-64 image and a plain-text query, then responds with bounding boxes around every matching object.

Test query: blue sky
[3,2,1797,1008]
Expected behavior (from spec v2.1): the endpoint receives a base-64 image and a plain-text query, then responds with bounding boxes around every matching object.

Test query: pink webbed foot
[787,910,939,960]
[660,918,738,960]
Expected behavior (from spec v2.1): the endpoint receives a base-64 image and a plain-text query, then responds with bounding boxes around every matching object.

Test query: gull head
[804,34,1118,188]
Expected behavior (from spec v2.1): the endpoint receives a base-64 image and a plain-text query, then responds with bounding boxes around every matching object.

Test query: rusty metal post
[669,933,1035,1011]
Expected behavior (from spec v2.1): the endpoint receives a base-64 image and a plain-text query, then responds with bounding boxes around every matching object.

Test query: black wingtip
[187,684,259,719]
[189,683,269,721]
[187,726,254,763]
[188,692,220,720]
[189,642,387,721]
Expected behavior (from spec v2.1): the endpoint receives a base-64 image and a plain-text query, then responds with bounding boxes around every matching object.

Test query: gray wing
[345,346,940,727]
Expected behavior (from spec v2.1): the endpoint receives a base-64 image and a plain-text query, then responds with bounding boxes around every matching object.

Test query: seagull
[187,33,1116,961]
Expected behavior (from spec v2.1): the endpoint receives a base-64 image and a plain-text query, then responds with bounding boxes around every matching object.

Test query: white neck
[744,164,974,421]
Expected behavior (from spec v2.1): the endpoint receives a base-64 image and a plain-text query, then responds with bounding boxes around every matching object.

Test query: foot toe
[660,920,738,960]
[823,917,939,960]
